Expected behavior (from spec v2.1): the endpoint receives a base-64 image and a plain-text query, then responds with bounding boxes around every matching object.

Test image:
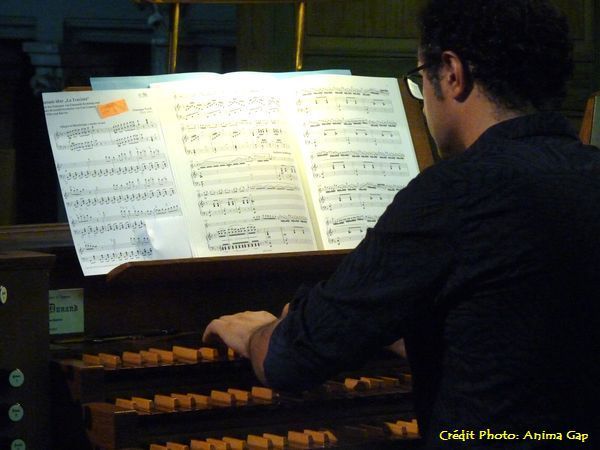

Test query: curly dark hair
[419,0,574,111]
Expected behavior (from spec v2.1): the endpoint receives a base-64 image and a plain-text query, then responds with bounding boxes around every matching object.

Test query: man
[204,0,600,447]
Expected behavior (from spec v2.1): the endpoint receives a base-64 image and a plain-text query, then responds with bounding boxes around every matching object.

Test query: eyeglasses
[403,63,429,101]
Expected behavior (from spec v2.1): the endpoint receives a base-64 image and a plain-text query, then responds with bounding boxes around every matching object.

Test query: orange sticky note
[97,99,128,119]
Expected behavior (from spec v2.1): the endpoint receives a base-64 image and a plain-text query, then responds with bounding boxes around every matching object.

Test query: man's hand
[202,310,277,359]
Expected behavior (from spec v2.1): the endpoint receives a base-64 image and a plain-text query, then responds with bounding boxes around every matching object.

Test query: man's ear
[440,50,472,102]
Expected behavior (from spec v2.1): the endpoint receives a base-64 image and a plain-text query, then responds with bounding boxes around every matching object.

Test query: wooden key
[98,353,122,368]
[190,442,215,450]
[115,398,136,410]
[172,345,199,362]
[148,348,175,364]
[210,390,235,405]
[82,354,101,366]
[205,438,231,450]
[396,419,419,436]
[227,388,251,402]
[360,376,385,389]
[166,443,190,450]
[150,445,168,450]
[344,377,368,391]
[287,431,313,448]
[262,434,286,448]
[251,386,274,401]
[246,435,271,449]
[130,396,153,412]
[385,422,408,437]
[154,394,179,411]
[222,437,247,450]
[171,393,195,409]
[303,430,328,445]
[187,393,211,407]
[140,350,161,365]
[122,351,143,366]
[199,347,219,360]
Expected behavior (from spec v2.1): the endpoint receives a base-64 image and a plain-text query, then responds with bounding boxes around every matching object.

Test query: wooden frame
[579,91,600,145]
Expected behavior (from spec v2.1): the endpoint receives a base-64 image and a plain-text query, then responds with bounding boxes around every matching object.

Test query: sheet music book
[42,73,420,276]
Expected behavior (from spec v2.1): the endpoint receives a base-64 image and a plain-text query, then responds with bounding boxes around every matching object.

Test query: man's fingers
[202,318,225,343]
[201,311,279,359]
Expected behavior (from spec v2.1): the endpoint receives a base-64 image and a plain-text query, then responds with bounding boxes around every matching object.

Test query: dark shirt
[264,112,600,448]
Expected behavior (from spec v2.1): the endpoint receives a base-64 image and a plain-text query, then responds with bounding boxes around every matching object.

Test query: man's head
[416,0,573,157]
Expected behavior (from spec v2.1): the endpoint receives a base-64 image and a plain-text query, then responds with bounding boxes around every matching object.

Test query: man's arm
[202,310,281,385]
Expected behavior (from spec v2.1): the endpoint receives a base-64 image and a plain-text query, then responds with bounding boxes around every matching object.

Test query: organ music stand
[133,0,311,73]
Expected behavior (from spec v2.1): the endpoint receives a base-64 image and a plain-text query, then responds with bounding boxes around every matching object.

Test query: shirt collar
[475,111,579,144]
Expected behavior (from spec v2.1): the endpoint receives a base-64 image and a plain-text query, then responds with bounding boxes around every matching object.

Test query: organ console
[0,226,423,450]
[0,81,432,450]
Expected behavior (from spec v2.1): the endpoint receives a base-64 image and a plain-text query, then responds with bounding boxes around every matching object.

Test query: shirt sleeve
[263,167,459,392]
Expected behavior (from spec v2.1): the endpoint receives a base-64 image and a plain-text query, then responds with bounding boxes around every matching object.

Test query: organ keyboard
[53,337,417,449]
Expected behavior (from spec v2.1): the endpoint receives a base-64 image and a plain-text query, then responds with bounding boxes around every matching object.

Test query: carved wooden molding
[0,223,73,251]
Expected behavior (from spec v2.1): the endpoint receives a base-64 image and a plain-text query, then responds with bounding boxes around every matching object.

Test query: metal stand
[135,0,308,73]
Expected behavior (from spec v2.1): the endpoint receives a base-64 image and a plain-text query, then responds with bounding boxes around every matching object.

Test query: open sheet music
[43,74,420,275]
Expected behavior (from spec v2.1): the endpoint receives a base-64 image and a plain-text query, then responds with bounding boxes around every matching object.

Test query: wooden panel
[237,3,296,71]
[306,0,423,38]
[551,0,595,60]
[0,251,55,450]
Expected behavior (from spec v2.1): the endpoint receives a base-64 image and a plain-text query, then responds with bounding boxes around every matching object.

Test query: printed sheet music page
[43,89,185,276]
[154,74,319,257]
[283,75,420,249]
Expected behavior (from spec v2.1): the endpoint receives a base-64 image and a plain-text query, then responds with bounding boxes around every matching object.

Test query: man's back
[415,112,600,447]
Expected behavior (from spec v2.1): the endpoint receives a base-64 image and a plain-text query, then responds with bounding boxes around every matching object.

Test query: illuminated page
[91,70,351,90]
[43,90,187,275]
[154,75,318,256]
[90,72,219,90]
[285,75,420,249]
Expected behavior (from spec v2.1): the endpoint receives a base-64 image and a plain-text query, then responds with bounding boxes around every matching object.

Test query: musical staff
[325,214,379,246]
[205,217,313,252]
[174,95,281,120]
[181,120,289,155]
[296,86,395,115]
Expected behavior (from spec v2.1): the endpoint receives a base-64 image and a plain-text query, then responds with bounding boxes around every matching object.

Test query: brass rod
[294,0,306,71]
[168,2,181,73]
